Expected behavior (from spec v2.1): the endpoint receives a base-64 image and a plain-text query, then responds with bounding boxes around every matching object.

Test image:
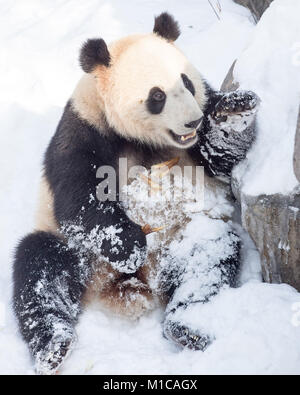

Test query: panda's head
[77,12,207,149]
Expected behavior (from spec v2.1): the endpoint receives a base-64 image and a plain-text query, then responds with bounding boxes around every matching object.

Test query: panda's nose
[184,117,203,129]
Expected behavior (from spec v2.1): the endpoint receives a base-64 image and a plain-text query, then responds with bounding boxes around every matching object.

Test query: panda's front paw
[212,90,260,124]
[163,320,212,351]
[107,221,147,274]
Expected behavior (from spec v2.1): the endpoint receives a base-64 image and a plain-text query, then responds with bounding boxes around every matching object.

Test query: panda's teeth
[180,130,196,142]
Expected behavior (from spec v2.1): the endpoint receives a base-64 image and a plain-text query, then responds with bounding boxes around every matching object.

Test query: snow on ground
[0,0,299,375]
[233,0,300,196]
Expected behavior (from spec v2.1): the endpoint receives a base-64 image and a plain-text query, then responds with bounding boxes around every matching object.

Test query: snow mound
[233,0,300,195]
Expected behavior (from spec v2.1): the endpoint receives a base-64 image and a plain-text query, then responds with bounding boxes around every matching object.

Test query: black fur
[44,101,146,270]
[200,80,224,118]
[153,12,180,42]
[181,73,195,96]
[189,82,258,179]
[13,103,165,371]
[146,87,166,114]
[161,232,241,306]
[188,81,226,174]
[163,232,241,350]
[13,231,85,369]
[79,38,110,73]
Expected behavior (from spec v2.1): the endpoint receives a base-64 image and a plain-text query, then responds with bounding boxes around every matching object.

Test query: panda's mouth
[169,130,198,146]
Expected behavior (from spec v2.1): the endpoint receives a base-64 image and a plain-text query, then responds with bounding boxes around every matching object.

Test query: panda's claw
[163,320,212,351]
[214,90,260,119]
[35,332,76,375]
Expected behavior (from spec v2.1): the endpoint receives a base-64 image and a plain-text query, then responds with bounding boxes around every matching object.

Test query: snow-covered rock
[241,189,300,289]
[223,0,300,290]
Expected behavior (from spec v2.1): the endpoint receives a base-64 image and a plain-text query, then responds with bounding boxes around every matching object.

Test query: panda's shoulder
[46,100,122,160]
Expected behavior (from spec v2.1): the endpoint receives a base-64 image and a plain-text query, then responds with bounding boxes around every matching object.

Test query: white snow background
[233,0,300,196]
[0,0,300,374]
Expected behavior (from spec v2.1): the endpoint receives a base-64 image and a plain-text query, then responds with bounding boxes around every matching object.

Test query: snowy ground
[0,0,300,375]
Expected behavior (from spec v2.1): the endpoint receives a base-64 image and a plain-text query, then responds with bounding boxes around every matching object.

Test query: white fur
[73,33,207,148]
[71,73,107,131]
[35,176,59,234]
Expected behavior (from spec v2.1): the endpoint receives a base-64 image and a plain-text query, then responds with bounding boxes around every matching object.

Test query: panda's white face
[99,35,207,149]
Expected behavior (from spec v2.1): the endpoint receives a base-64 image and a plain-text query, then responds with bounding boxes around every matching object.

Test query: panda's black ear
[153,12,180,42]
[79,38,111,73]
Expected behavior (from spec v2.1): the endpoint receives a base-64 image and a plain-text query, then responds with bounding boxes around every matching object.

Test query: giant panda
[13,12,259,374]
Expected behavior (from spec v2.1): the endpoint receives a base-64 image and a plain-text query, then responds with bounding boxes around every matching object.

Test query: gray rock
[293,106,300,183]
[241,189,300,290]
[234,0,273,22]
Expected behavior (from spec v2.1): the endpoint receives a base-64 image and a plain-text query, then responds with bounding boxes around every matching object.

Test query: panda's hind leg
[13,231,88,374]
[162,229,241,351]
[85,263,155,319]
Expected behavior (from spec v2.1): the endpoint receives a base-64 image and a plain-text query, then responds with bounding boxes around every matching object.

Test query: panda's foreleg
[162,229,240,351]
[13,231,88,375]
[190,89,260,179]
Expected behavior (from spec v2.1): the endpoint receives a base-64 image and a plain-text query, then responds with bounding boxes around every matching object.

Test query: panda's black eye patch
[181,73,195,96]
[146,87,166,114]
[152,90,165,102]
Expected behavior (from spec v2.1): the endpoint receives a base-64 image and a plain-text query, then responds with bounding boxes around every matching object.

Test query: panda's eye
[181,73,195,96]
[152,90,166,102]
[146,87,166,114]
